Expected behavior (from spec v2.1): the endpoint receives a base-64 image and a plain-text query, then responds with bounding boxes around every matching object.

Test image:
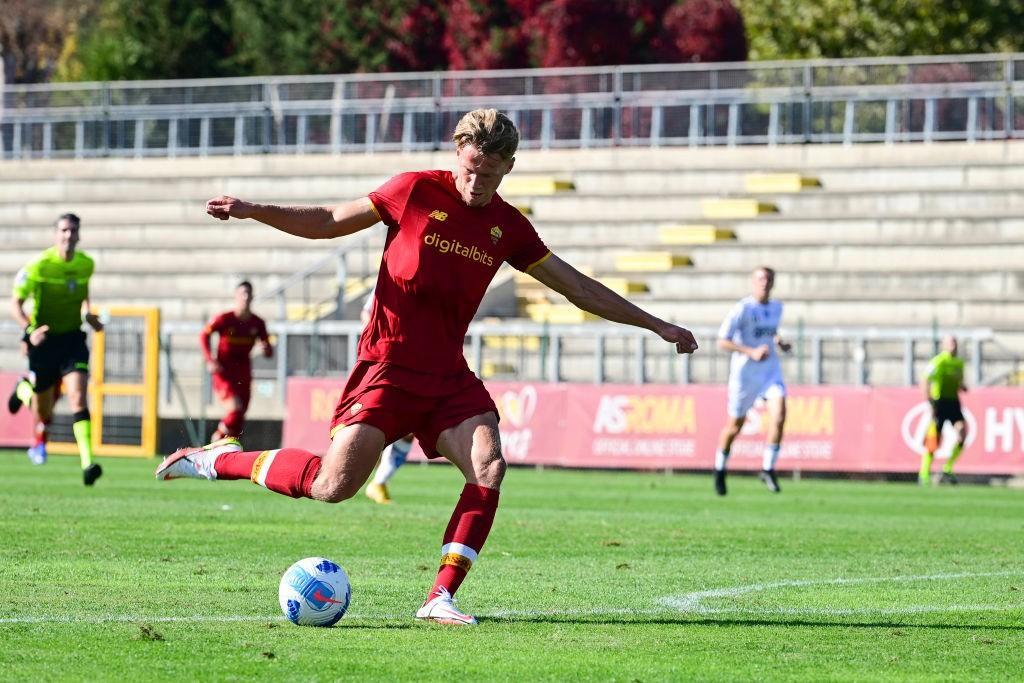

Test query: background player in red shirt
[159,109,698,625]
[200,281,272,441]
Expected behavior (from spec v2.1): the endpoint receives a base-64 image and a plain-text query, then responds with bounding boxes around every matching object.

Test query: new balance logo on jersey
[424,232,495,266]
[428,210,448,221]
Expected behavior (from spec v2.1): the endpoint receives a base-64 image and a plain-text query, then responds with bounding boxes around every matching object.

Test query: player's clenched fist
[206,195,255,220]
[658,324,699,354]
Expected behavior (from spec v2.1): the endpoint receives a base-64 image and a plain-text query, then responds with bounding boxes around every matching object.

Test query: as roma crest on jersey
[489,226,502,245]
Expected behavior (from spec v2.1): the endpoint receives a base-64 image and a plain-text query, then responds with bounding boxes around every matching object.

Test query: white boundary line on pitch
[3,570,1021,625]
[658,570,1024,615]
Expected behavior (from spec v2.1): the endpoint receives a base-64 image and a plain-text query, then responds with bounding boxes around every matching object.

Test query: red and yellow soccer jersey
[363,170,550,373]
[200,311,270,376]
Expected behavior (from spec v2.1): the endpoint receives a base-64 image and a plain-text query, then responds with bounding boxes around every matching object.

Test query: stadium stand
[1,140,1022,422]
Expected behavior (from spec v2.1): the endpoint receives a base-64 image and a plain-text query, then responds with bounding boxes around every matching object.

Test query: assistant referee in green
[919,335,968,485]
[9,213,104,485]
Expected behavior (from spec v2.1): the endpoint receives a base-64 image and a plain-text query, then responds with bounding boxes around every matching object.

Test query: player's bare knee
[311,472,361,503]
[313,481,357,504]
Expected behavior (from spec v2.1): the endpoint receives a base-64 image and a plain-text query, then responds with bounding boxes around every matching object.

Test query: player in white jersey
[713,266,791,496]
[359,288,414,504]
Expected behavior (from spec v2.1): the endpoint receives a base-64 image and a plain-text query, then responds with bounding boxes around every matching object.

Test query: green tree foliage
[738,0,1024,60]
[223,0,445,75]
[71,0,236,81]
[63,0,746,82]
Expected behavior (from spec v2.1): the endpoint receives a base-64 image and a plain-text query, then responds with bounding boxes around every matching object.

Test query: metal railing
[150,321,1004,407]
[2,319,1015,422]
[1,53,1021,159]
[253,231,378,323]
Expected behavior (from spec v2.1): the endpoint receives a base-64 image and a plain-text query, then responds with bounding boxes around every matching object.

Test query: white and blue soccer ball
[278,557,351,627]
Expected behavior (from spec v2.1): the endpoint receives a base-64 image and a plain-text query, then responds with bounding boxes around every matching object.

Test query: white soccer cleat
[415,587,478,626]
[155,437,241,481]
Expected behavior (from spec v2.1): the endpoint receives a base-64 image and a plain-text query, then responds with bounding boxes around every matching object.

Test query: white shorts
[727,371,787,418]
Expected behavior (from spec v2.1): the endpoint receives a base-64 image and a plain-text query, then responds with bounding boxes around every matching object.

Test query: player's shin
[34,419,50,447]
[762,443,781,471]
[428,484,500,599]
[216,448,322,498]
[714,449,730,471]
[943,443,963,474]
[919,450,934,484]
[72,409,93,468]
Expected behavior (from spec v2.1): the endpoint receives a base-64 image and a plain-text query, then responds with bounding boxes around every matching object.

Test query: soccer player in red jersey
[158,109,698,625]
[200,281,272,441]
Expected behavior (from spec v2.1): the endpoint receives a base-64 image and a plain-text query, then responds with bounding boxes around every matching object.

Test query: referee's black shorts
[27,329,90,392]
[930,398,964,430]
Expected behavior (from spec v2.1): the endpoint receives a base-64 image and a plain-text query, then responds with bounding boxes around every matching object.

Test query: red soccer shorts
[328,360,498,459]
[212,371,251,409]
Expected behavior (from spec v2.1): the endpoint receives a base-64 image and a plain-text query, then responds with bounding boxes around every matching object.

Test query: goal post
[48,306,161,458]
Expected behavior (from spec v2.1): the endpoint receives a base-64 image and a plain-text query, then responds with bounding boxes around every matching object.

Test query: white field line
[2,571,1021,625]
[658,570,1024,614]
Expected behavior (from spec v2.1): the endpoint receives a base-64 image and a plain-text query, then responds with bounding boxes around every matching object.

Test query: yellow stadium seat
[286,302,335,321]
[500,177,575,195]
[701,198,778,219]
[524,303,597,323]
[658,225,736,245]
[614,252,692,272]
[481,361,518,378]
[744,173,822,193]
[597,277,649,295]
[483,335,542,351]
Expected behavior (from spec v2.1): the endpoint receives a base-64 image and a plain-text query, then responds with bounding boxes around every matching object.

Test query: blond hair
[452,109,519,160]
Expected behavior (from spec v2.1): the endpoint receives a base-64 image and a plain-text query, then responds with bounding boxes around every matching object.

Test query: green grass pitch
[1,451,1022,681]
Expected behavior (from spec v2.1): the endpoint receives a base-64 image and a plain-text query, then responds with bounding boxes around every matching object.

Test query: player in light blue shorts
[713,266,791,496]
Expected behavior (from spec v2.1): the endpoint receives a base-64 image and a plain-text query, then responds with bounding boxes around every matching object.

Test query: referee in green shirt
[919,335,968,485]
[8,213,104,485]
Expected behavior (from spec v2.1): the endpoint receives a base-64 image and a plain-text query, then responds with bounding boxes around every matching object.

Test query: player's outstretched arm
[205,195,380,240]
[529,253,697,354]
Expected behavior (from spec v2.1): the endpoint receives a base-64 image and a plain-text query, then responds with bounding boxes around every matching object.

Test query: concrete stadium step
[621,298,1024,328]
[2,215,1021,251]
[2,163,1019,206]
[729,215,1024,244]
[0,224,389,250]
[567,165,1024,195]
[2,141,1021,180]
[547,243,1024,273]
[0,173,573,203]
[636,270,1024,300]
[0,247,360,273]
[2,188,1023,227]
[0,197,531,225]
[523,190,1024,222]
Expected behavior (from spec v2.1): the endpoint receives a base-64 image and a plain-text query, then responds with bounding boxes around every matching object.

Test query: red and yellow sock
[215,448,321,498]
[429,484,500,599]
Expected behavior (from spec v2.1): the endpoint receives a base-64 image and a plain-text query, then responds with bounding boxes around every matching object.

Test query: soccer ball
[278,557,351,627]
